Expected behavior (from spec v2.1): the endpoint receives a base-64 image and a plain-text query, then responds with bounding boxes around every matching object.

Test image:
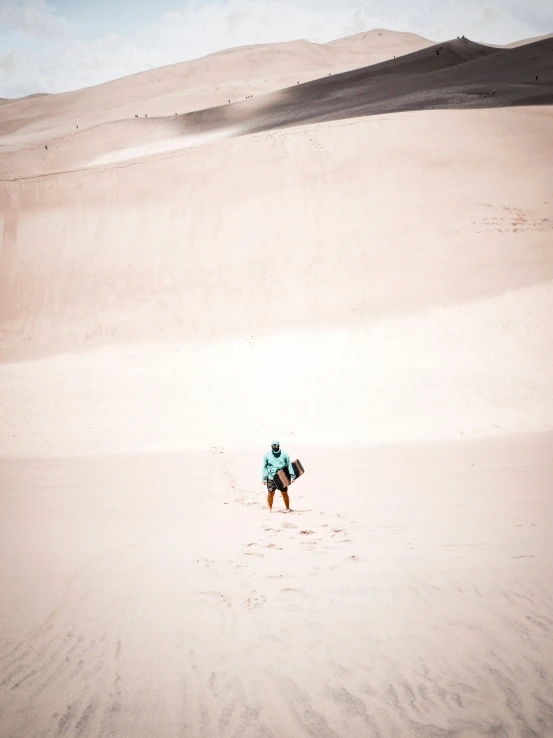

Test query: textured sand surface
[1,437,552,737]
[1,105,552,362]
[1,27,553,738]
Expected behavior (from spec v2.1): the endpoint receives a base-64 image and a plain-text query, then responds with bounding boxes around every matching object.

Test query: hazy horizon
[1,0,552,98]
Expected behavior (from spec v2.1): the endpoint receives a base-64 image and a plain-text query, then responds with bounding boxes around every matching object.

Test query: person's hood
[271,439,280,446]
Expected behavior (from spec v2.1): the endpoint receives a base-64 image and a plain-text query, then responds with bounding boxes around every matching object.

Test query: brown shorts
[267,477,286,492]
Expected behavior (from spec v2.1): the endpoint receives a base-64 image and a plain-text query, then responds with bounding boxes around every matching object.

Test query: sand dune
[2,36,551,179]
[172,36,553,141]
[2,278,553,457]
[0,29,432,150]
[505,31,553,47]
[1,105,552,361]
[1,26,553,738]
[0,116,238,179]
[1,435,552,738]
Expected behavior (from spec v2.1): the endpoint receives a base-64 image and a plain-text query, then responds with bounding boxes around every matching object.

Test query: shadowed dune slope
[2,37,551,179]
[0,29,433,148]
[182,36,553,140]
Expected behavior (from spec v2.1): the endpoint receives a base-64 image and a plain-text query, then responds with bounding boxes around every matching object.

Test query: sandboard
[273,459,305,491]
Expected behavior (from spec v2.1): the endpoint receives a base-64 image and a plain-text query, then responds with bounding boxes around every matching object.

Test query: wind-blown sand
[1,28,553,738]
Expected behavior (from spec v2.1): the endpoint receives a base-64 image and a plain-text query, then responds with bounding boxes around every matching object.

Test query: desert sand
[0,29,433,151]
[1,28,553,738]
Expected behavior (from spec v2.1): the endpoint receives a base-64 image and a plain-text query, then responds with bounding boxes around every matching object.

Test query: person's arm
[262,453,268,483]
[286,453,296,481]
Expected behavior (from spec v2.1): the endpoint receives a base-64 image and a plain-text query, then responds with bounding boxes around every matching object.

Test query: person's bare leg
[267,491,275,512]
[281,488,290,511]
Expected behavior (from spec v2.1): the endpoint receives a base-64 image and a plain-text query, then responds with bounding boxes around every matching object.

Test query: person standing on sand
[262,440,295,512]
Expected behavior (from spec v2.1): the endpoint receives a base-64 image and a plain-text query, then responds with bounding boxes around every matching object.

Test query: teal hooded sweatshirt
[262,440,296,483]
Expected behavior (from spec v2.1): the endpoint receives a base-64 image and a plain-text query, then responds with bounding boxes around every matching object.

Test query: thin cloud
[0,0,68,40]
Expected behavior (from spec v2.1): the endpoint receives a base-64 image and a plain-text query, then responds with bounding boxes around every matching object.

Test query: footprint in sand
[243,551,264,557]
[243,592,266,609]
[282,522,297,529]
[197,557,219,572]
[197,591,231,607]
[234,495,261,508]
[265,543,282,550]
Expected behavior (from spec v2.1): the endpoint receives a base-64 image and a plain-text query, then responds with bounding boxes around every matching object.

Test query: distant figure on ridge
[262,440,295,513]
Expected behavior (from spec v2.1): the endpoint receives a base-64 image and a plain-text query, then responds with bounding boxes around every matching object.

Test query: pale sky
[1,0,551,98]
